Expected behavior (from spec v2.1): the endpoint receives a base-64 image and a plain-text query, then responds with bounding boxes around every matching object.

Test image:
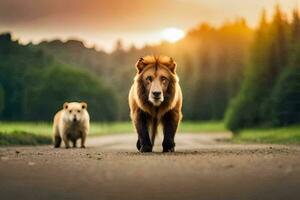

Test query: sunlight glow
[161,27,185,43]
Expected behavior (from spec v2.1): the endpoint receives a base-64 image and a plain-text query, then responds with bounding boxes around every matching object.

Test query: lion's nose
[152,91,161,98]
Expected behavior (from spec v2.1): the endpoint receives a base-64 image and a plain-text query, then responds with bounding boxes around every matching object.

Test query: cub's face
[142,66,171,106]
[63,102,87,123]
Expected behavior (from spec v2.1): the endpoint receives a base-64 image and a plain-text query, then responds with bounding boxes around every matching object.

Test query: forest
[0,6,299,132]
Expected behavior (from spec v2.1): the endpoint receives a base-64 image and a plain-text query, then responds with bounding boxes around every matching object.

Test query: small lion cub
[53,102,90,148]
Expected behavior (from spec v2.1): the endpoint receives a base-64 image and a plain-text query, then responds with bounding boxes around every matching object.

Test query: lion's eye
[69,110,72,113]
[146,76,152,82]
[161,76,168,83]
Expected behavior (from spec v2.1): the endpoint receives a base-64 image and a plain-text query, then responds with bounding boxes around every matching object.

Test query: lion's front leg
[162,110,180,152]
[134,109,152,152]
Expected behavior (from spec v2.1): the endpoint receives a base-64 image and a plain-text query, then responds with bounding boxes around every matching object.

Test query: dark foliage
[0,33,117,121]
[226,7,300,132]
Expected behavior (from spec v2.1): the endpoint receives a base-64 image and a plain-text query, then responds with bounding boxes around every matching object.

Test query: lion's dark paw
[162,141,175,153]
[163,147,175,153]
[139,145,152,153]
[136,139,141,150]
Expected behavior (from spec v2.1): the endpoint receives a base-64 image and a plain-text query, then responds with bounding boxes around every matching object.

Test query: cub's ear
[81,102,87,109]
[135,57,146,73]
[63,102,69,109]
[167,57,177,73]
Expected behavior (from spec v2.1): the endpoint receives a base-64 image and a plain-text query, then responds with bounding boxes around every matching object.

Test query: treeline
[225,6,300,132]
[0,33,117,121]
[179,20,252,120]
[0,20,253,121]
[28,19,253,121]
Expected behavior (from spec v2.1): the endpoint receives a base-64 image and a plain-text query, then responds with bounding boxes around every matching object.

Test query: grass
[0,121,224,145]
[0,121,133,136]
[0,121,225,136]
[232,125,300,144]
[0,121,299,145]
[0,131,52,146]
[178,121,226,133]
[0,122,53,136]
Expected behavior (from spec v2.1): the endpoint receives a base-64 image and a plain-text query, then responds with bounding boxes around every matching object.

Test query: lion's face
[135,55,177,107]
[142,66,171,106]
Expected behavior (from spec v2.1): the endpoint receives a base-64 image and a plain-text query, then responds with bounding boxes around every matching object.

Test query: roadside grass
[232,125,300,144]
[0,122,134,137]
[1,121,299,145]
[0,122,53,136]
[91,121,227,134]
[179,121,226,133]
[0,131,52,146]
[90,122,133,135]
[0,121,224,145]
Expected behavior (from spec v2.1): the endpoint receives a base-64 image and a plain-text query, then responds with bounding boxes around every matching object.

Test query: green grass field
[1,121,299,146]
[0,121,225,145]
[233,125,300,144]
[0,121,226,136]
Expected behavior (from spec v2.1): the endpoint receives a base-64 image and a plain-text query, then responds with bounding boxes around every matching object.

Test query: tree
[180,54,195,119]
[259,5,289,122]
[22,65,118,121]
[0,84,4,117]
[268,8,300,126]
[270,67,300,125]
[291,9,300,43]
[0,33,53,120]
[114,39,125,52]
[225,9,275,131]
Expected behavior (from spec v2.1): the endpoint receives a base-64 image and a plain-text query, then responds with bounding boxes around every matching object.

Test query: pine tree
[0,84,4,117]
[225,9,271,131]
[292,9,300,42]
[268,8,300,126]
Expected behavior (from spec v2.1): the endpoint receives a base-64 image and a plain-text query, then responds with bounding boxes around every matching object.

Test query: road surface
[0,132,300,200]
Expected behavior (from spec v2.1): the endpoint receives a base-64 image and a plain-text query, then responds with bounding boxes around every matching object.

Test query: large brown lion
[129,55,182,152]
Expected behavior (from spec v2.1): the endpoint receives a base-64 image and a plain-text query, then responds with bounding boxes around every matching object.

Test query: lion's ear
[167,57,177,73]
[135,57,146,73]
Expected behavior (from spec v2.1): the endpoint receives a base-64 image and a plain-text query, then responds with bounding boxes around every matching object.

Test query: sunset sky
[0,0,299,52]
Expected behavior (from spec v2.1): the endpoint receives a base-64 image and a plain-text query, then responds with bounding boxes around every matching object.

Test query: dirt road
[0,132,300,200]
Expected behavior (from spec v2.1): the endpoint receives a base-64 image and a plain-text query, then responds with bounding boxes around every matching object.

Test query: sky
[0,0,299,52]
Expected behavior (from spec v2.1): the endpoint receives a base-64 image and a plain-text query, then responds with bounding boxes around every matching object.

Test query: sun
[161,27,185,43]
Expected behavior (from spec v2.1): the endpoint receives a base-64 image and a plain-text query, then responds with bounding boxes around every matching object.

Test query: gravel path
[0,132,300,200]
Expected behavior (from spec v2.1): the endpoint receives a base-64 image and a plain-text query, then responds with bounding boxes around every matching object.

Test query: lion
[53,102,90,148]
[129,55,182,152]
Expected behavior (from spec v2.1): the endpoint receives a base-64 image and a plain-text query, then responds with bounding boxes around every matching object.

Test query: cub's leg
[81,131,86,148]
[134,109,152,152]
[54,135,62,148]
[62,133,70,149]
[162,110,180,152]
[72,139,77,148]
[53,127,62,148]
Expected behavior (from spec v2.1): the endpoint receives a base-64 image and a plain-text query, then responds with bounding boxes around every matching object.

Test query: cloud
[0,0,213,32]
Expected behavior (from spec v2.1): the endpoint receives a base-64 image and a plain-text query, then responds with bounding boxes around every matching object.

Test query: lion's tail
[150,118,158,147]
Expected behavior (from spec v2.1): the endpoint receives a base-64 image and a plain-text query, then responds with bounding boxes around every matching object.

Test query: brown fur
[129,55,182,152]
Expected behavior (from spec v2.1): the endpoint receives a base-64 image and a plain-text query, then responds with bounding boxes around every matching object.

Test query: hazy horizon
[0,0,299,52]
